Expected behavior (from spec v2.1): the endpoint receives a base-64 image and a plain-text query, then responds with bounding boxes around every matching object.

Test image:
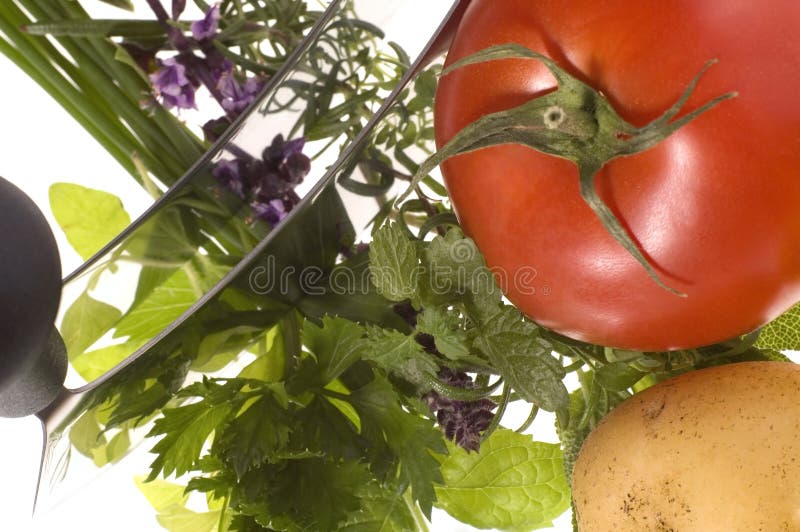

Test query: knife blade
[28,0,469,519]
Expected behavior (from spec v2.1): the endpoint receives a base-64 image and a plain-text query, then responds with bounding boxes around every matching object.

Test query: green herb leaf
[475,307,568,412]
[350,376,446,519]
[415,306,470,360]
[217,394,290,479]
[113,265,198,344]
[69,408,106,459]
[70,342,138,381]
[303,316,366,383]
[421,228,501,317]
[755,302,800,350]
[291,395,362,460]
[340,483,417,532]
[134,476,190,513]
[594,362,645,392]
[147,399,233,480]
[435,429,570,531]
[264,458,373,531]
[61,291,122,358]
[364,325,438,386]
[156,506,223,532]
[369,222,420,302]
[49,182,130,260]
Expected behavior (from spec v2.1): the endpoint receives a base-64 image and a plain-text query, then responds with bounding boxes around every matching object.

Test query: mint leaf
[369,223,420,302]
[49,182,131,259]
[303,316,366,383]
[415,306,470,360]
[421,229,501,316]
[364,325,438,385]
[351,376,446,519]
[147,399,233,480]
[435,429,570,531]
[475,307,568,412]
[61,291,122,357]
[756,302,800,350]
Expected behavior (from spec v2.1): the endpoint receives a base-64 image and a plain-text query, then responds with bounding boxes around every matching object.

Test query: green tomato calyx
[403,43,737,297]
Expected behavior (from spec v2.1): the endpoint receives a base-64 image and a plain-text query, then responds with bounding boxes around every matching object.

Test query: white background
[0,2,575,531]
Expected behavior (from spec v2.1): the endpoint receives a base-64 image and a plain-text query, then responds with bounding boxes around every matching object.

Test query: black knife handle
[0,176,66,417]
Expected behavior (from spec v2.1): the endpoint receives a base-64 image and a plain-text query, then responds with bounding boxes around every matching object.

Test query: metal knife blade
[30,0,468,519]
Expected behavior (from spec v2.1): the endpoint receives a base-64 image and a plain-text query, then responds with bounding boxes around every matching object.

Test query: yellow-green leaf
[756,302,800,351]
[49,182,130,259]
[134,476,189,513]
[435,429,570,531]
[61,291,122,358]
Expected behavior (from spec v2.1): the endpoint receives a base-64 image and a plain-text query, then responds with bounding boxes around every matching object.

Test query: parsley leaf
[147,399,233,480]
[340,482,417,532]
[350,376,446,519]
[303,316,366,383]
[216,394,291,479]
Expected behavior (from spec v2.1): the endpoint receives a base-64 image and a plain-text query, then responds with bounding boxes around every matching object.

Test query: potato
[571,361,800,531]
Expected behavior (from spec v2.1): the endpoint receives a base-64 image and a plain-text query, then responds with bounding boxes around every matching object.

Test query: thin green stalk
[404,488,430,532]
[18,0,199,180]
[0,18,144,180]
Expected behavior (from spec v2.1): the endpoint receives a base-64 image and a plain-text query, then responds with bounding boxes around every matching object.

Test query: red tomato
[435,0,800,351]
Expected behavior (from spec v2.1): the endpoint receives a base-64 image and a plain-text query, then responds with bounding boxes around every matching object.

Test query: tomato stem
[404,43,737,296]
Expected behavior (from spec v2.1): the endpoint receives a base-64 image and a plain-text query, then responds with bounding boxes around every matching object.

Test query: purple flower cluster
[147,4,264,118]
[148,57,196,110]
[425,369,496,452]
[212,134,311,226]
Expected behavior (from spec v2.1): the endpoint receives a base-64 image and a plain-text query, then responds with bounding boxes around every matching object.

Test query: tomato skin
[435,0,800,350]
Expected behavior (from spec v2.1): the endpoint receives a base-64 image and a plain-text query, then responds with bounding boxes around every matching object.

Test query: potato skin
[571,361,800,531]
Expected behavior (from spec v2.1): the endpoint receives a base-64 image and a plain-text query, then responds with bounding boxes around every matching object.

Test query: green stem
[423,375,501,402]
[515,403,539,433]
[405,43,737,295]
[481,382,510,442]
[404,488,430,532]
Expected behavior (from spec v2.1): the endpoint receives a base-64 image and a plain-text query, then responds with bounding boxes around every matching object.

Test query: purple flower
[211,159,245,198]
[252,199,288,226]
[149,57,197,110]
[211,134,310,224]
[218,72,264,114]
[191,5,220,41]
[425,369,496,452]
[261,134,310,186]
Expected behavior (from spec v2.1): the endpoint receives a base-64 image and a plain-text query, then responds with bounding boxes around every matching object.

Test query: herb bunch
[6,1,799,531]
